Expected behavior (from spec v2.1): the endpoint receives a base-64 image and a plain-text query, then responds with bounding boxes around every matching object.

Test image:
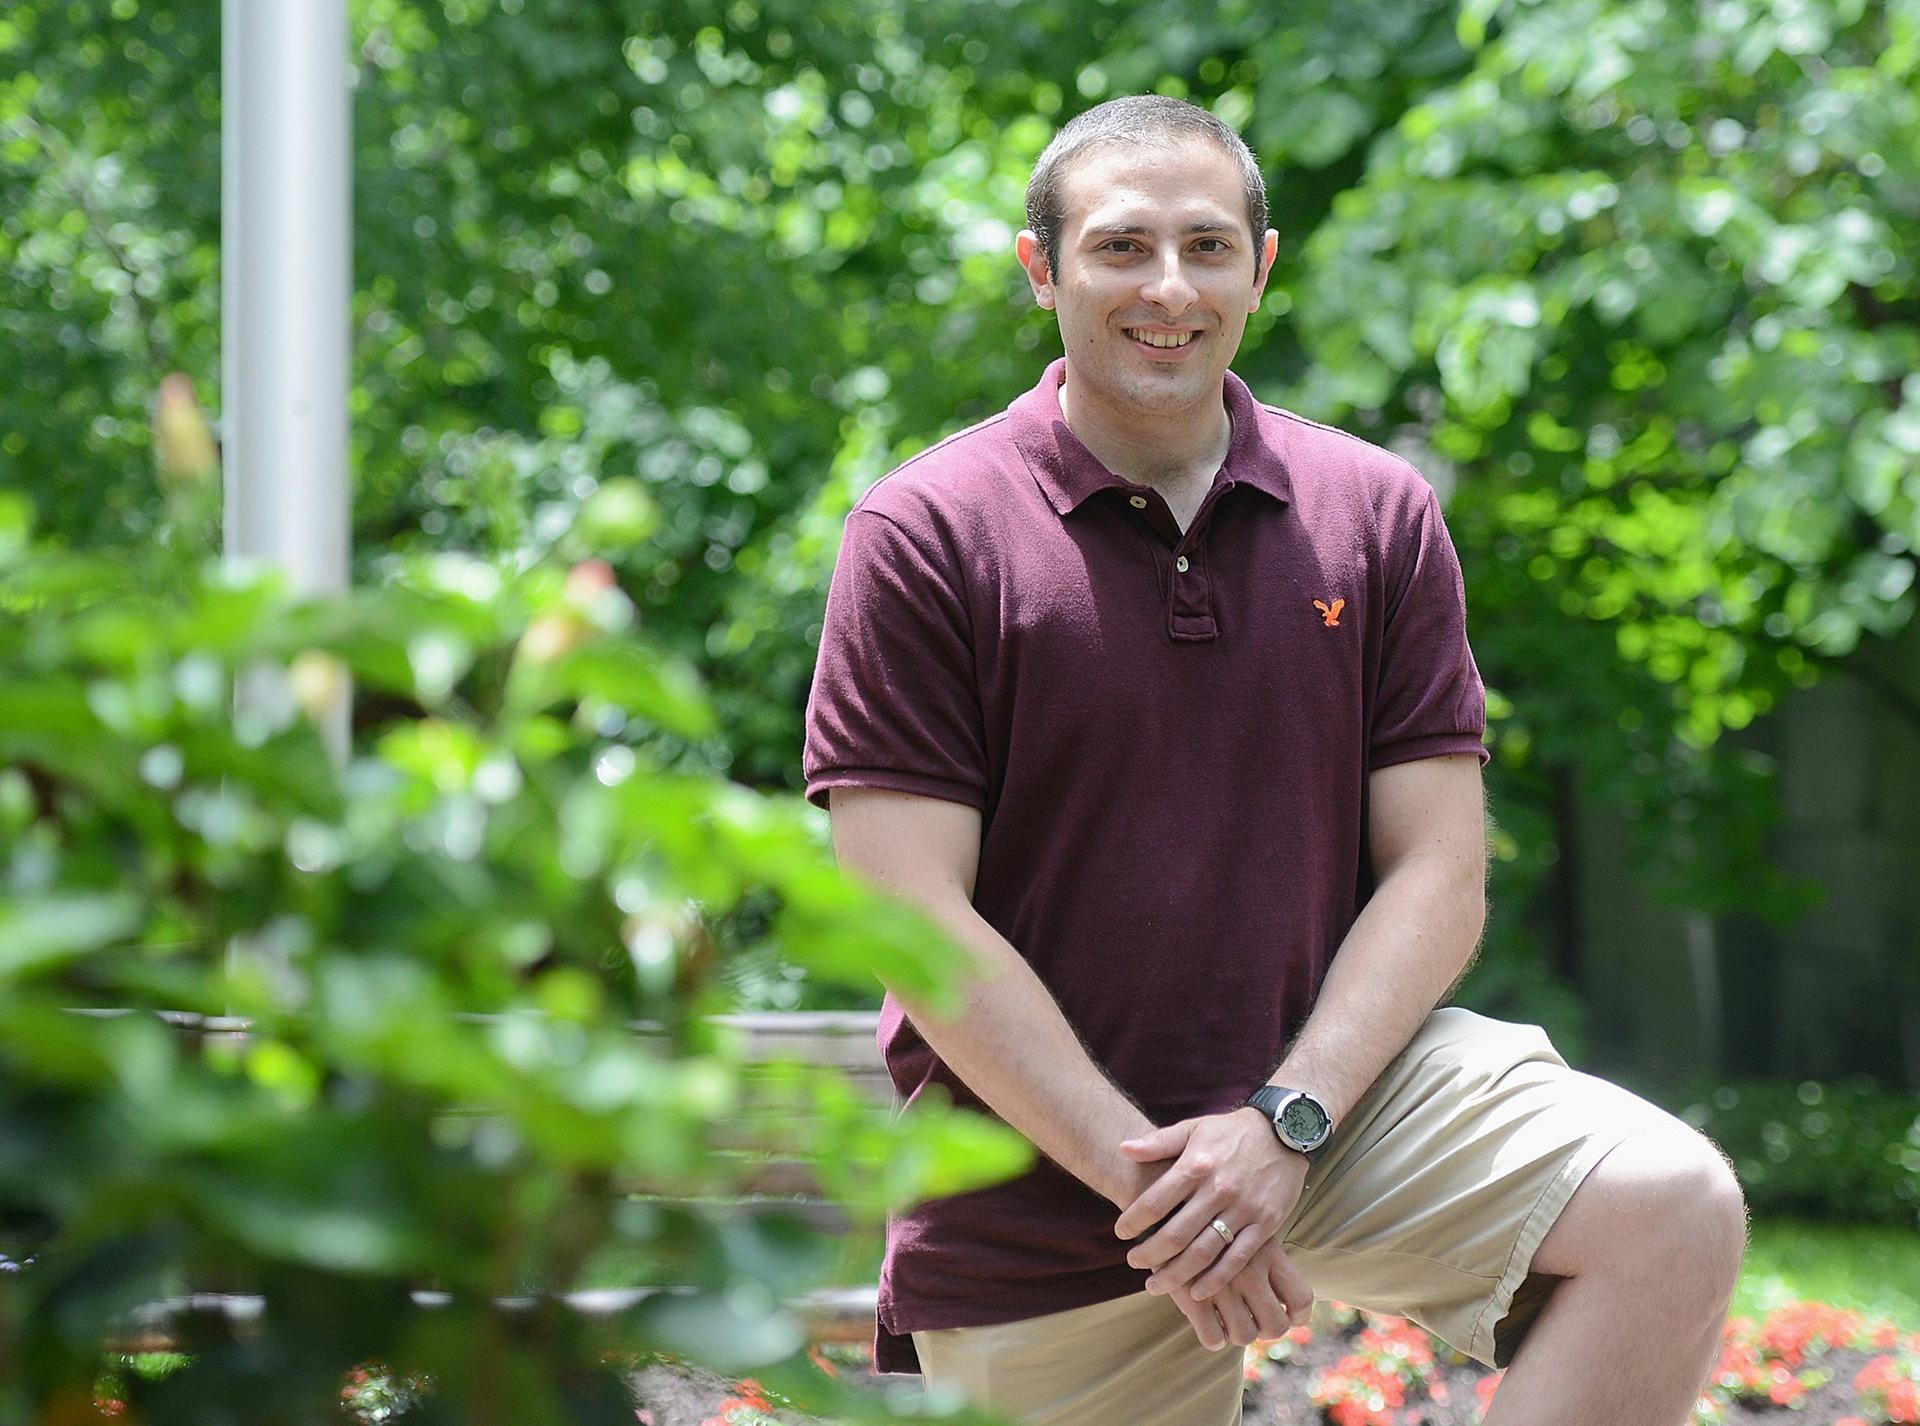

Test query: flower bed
[628,1300,1920,1426]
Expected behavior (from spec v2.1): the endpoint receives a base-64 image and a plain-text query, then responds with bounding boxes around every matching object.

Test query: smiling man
[803,96,1747,1426]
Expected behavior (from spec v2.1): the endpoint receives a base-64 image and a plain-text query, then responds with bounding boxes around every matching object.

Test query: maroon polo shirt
[802,358,1488,1373]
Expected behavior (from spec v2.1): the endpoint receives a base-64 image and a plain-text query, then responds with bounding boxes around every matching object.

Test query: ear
[1016,230,1056,310]
[1249,228,1279,312]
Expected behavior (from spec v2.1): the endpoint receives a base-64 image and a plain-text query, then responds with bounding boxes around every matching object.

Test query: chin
[1120,368,1219,412]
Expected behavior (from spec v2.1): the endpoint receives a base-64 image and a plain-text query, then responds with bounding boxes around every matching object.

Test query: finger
[1143,1214,1232,1294]
[1237,1266,1289,1342]
[1212,1285,1259,1349]
[1129,1193,1226,1275]
[1113,1155,1209,1239]
[1169,1288,1225,1351]
[1188,1225,1267,1302]
[1114,1178,1188,1242]
[1267,1245,1315,1329]
[1118,1118,1194,1162]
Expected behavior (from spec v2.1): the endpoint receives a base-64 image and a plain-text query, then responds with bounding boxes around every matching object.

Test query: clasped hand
[1113,1108,1315,1351]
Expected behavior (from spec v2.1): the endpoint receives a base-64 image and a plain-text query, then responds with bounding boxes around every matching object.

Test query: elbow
[871,887,995,1029]
[1455,867,1489,958]
[1447,864,1488,994]
[1461,866,1489,941]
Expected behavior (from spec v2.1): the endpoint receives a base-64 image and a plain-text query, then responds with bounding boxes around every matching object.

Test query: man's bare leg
[1483,1125,1747,1426]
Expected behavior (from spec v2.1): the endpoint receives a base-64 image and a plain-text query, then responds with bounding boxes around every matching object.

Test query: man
[802,95,1746,1426]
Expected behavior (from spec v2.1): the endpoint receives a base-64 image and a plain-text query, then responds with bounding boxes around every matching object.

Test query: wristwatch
[1245,1085,1333,1156]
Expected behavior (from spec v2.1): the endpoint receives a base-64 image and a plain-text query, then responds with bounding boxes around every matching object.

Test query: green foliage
[0,482,1031,1423]
[3,0,1915,1203]
[1679,1078,1920,1227]
[10,4,1912,1047]
[1291,0,1920,933]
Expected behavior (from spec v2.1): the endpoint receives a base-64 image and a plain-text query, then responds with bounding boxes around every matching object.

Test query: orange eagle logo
[1313,597,1345,628]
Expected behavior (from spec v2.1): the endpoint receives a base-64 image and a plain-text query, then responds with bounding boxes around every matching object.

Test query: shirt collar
[1011,357,1294,517]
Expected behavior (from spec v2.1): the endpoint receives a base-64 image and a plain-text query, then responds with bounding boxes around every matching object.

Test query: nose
[1140,248,1198,316]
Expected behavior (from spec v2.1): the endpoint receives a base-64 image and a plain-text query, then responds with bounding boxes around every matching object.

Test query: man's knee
[1681,1133,1749,1288]
[1534,1125,1747,1290]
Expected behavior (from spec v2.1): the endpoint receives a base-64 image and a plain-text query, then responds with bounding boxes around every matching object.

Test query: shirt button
[1128,495,1147,509]
[1175,555,1190,573]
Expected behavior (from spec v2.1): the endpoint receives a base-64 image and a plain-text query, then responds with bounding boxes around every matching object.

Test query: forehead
[1054,136,1250,240]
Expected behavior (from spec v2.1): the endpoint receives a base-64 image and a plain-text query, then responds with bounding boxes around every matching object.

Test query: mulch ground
[626,1300,1920,1426]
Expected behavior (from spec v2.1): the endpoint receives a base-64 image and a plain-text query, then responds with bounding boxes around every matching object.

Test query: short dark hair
[1025,94,1270,281]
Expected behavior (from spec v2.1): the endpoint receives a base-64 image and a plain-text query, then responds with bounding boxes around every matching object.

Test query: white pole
[222,0,352,766]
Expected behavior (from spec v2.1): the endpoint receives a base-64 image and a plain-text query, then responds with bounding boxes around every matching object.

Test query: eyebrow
[1081,221,1239,241]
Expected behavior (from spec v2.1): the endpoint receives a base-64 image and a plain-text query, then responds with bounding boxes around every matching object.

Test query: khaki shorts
[912,1008,1695,1426]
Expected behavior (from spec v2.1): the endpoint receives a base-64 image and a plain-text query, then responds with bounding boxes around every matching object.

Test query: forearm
[890,889,1157,1209]
[1266,856,1485,1125]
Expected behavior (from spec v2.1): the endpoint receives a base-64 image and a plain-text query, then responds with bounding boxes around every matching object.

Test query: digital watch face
[1279,1097,1328,1147]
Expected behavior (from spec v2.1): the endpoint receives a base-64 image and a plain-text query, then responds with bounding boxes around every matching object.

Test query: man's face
[1019,137,1278,422]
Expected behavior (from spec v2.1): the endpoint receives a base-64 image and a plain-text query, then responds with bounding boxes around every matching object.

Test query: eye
[1100,238,1141,255]
[1193,238,1231,254]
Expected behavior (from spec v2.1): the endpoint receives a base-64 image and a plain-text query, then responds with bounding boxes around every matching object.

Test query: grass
[1734,1217,1920,1326]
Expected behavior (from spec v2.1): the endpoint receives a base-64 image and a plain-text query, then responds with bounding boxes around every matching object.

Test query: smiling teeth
[1129,329,1194,348]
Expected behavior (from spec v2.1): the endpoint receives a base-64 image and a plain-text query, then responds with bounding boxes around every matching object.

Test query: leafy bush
[13,0,1917,944]
[0,467,1028,1423]
[1678,1079,1920,1228]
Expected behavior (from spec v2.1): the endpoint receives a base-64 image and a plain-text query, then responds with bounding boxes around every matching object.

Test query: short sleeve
[1369,486,1490,770]
[803,506,990,812]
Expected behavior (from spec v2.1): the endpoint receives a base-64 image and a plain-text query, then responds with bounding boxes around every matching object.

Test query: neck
[1057,373,1232,491]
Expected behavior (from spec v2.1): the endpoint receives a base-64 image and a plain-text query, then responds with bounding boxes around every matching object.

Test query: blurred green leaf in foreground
[0,409,1028,1423]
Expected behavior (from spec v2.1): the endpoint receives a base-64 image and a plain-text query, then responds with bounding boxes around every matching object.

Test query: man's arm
[1112,752,1488,1298]
[1259,751,1488,1123]
[827,784,1159,1208]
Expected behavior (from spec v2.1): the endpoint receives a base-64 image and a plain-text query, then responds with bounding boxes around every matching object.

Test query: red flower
[1757,1300,1862,1366]
[1310,1351,1407,1426]
[1856,1351,1920,1425]
[733,1379,771,1412]
[1475,1370,1504,1419]
[1766,1369,1806,1406]
[1712,1336,1767,1395]
[1360,1319,1435,1369]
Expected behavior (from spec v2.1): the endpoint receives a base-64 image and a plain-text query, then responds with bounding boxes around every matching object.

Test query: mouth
[1124,327,1201,356]
[1121,328,1198,351]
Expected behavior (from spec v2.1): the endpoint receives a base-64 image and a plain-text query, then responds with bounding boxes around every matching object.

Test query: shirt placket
[1123,479,1231,643]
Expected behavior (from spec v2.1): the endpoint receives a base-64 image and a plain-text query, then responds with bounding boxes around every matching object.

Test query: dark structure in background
[1571,618,1920,1092]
